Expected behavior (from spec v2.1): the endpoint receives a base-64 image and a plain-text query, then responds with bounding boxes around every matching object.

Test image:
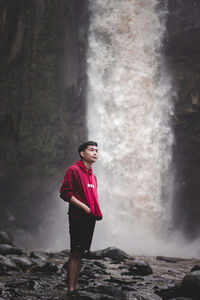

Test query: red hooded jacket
[60,160,103,221]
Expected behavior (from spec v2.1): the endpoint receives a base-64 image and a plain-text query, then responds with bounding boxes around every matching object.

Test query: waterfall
[87,0,174,255]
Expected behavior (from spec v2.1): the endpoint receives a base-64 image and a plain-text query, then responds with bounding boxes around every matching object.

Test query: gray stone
[0,255,18,272]
[84,247,132,261]
[131,291,162,300]
[30,251,47,261]
[27,279,43,291]
[0,244,22,256]
[8,255,34,270]
[191,264,200,272]
[101,247,132,261]
[60,249,70,256]
[29,261,58,274]
[0,231,13,245]
[156,256,181,263]
[154,283,179,299]
[127,259,153,276]
[93,260,106,269]
[170,298,194,300]
[180,270,200,299]
[79,291,114,299]
[83,285,127,300]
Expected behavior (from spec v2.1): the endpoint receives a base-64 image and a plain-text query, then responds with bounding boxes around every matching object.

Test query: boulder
[180,270,200,299]
[8,256,34,270]
[0,231,13,245]
[102,247,132,261]
[191,264,200,272]
[127,259,153,276]
[65,290,81,300]
[60,249,70,256]
[93,260,106,269]
[0,255,18,272]
[78,291,114,300]
[29,262,58,274]
[82,285,127,300]
[0,244,22,256]
[27,279,43,291]
[39,261,59,273]
[131,291,162,300]
[156,256,181,263]
[86,247,132,261]
[154,283,179,299]
[83,250,103,259]
[80,267,96,280]
[80,261,108,280]
[170,298,194,300]
[30,251,47,262]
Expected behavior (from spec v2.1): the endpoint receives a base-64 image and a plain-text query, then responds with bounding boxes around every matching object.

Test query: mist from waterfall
[87,0,175,256]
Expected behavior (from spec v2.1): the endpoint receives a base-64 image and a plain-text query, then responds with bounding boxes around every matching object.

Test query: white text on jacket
[88,184,95,188]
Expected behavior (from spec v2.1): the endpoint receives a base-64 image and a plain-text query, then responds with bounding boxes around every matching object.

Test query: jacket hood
[75,160,93,175]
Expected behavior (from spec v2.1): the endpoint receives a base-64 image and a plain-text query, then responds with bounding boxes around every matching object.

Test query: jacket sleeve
[60,167,76,202]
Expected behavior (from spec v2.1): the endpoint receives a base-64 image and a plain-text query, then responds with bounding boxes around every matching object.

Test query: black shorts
[69,216,96,253]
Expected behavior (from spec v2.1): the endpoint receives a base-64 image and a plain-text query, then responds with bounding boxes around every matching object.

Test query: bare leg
[74,257,82,290]
[67,251,82,293]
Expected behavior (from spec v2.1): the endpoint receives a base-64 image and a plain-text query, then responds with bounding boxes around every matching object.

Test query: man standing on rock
[60,141,103,296]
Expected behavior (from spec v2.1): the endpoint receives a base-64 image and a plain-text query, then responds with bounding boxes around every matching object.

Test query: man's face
[81,145,98,164]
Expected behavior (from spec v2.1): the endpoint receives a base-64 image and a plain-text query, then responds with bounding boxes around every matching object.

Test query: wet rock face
[0,0,89,246]
[166,1,200,238]
[167,0,200,57]
[0,237,199,300]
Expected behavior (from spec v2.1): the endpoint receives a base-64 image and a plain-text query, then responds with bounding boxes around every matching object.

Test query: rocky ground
[0,232,200,300]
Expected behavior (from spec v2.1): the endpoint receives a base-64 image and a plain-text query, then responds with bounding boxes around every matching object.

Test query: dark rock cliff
[0,0,89,244]
[166,0,200,238]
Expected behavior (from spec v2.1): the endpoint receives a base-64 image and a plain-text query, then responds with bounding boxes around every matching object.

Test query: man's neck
[83,160,92,170]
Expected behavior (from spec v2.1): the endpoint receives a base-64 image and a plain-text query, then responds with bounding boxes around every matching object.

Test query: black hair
[78,141,98,159]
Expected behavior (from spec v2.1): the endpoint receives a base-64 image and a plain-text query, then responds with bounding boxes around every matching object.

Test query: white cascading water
[87,0,175,255]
